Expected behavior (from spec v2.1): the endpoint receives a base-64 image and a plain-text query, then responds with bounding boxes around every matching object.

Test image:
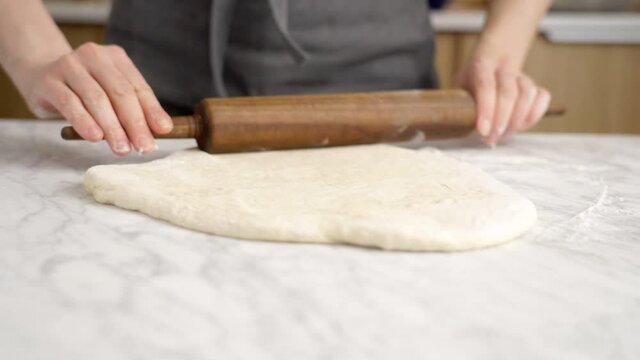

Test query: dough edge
[84,145,537,252]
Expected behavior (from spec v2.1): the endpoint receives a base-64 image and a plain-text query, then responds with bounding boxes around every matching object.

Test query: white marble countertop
[432,10,640,44]
[45,1,640,44]
[46,1,111,25]
[1,120,639,360]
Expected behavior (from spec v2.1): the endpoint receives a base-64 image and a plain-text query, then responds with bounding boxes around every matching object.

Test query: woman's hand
[455,0,553,146]
[457,53,551,146]
[23,42,173,155]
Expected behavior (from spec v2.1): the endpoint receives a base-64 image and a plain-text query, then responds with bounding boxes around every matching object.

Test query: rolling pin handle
[61,126,83,140]
[154,115,202,139]
[545,105,567,117]
[60,114,202,141]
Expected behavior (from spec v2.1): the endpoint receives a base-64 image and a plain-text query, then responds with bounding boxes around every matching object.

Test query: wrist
[471,0,551,73]
[0,0,72,96]
[472,33,525,72]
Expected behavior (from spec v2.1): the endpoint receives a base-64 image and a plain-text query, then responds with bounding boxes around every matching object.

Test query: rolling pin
[61,89,565,153]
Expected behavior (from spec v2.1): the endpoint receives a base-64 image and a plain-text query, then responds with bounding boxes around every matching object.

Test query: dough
[84,145,536,251]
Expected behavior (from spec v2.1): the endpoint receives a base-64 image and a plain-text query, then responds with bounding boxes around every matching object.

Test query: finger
[489,69,519,144]
[59,54,131,155]
[39,77,104,143]
[503,75,537,139]
[76,43,156,154]
[468,59,497,139]
[521,87,551,131]
[108,45,173,135]
[29,96,62,119]
[28,82,63,119]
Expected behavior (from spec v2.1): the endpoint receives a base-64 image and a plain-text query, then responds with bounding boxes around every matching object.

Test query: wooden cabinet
[519,37,640,134]
[0,24,105,118]
[436,33,640,134]
[434,34,461,89]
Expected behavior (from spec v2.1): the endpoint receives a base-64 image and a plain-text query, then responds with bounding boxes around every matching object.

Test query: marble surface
[432,11,640,44]
[0,120,639,360]
[46,1,111,25]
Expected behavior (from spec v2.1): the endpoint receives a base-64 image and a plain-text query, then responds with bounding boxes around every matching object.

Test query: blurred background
[1,0,639,134]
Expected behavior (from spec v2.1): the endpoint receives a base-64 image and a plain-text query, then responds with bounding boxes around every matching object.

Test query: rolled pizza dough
[84,145,536,251]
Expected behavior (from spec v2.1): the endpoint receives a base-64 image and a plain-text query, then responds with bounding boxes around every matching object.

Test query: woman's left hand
[456,53,551,146]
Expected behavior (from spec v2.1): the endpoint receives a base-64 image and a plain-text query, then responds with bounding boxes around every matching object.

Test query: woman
[0,0,552,156]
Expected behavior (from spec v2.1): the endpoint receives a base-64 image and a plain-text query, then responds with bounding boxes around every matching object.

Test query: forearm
[0,0,71,94]
[476,0,552,70]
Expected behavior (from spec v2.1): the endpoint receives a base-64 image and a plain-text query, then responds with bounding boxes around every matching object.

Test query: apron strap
[210,0,308,96]
[209,0,238,96]
[267,0,310,63]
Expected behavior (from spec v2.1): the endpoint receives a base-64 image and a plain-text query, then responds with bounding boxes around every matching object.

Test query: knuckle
[54,91,74,108]
[83,89,108,106]
[472,71,494,89]
[28,96,59,118]
[66,109,88,125]
[109,45,136,67]
[57,57,85,79]
[520,84,537,102]
[470,57,494,72]
[499,86,518,100]
[497,75,518,94]
[77,42,101,57]
[133,83,153,93]
[517,76,534,90]
[57,54,78,71]
[122,114,147,129]
[39,74,59,90]
[110,81,135,98]
[108,45,127,57]
[469,60,496,86]
[498,78,518,97]
[102,128,123,142]
[496,67,518,80]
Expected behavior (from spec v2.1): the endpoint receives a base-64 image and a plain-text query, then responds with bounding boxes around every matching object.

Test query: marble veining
[0,120,639,360]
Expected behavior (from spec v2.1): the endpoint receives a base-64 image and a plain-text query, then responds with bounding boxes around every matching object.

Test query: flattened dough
[84,145,536,251]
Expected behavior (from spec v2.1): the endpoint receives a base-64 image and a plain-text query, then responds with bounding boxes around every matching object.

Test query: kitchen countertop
[46,1,111,25]
[45,1,640,44]
[432,10,640,44]
[1,120,639,360]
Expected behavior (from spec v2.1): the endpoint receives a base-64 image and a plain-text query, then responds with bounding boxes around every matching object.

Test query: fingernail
[138,136,156,154]
[483,136,497,148]
[115,141,130,153]
[158,115,172,129]
[89,127,102,140]
[497,124,507,136]
[140,143,159,155]
[479,120,491,137]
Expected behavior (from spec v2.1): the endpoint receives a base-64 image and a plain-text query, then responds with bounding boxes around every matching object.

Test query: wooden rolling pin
[61,89,565,153]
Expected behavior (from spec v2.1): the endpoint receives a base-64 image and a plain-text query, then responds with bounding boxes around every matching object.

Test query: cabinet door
[434,34,460,89]
[0,25,105,119]
[458,34,640,134]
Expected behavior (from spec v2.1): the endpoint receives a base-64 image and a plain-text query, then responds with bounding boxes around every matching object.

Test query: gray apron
[107,0,438,115]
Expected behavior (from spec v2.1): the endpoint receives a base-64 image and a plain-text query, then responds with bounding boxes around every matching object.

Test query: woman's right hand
[23,42,173,155]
